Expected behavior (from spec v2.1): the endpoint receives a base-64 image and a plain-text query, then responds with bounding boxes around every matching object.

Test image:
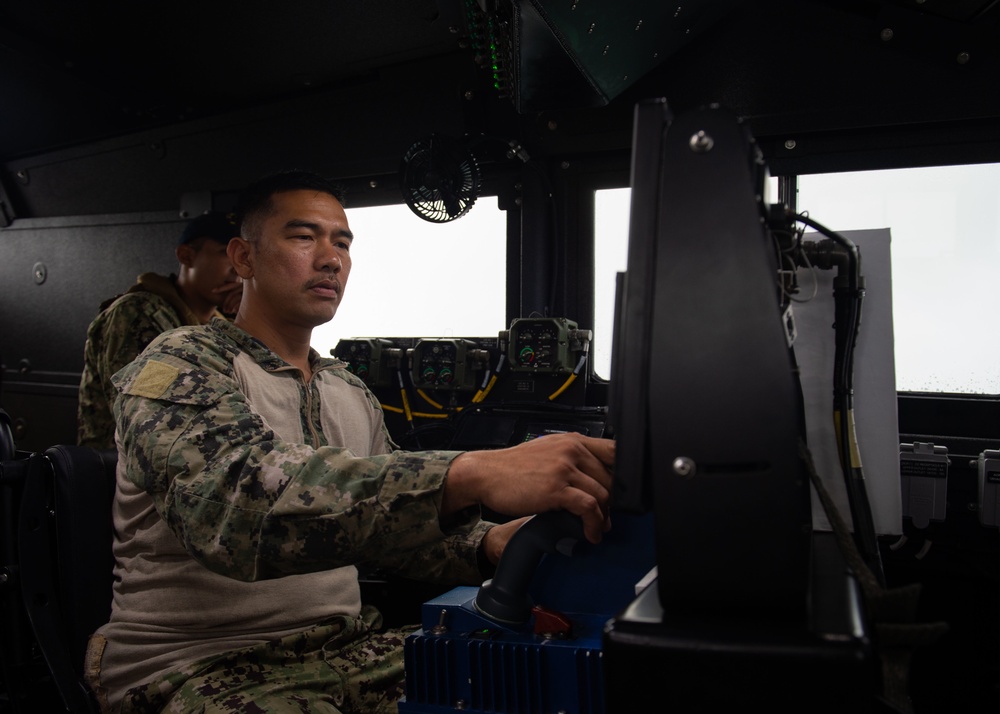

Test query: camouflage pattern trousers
[120,607,410,714]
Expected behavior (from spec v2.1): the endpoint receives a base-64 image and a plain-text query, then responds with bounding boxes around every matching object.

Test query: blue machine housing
[400,513,656,714]
[401,587,608,714]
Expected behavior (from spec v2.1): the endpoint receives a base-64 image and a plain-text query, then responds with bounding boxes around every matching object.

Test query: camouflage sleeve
[112,329,485,584]
[99,295,182,385]
[78,294,183,448]
[330,366,489,586]
[361,518,495,587]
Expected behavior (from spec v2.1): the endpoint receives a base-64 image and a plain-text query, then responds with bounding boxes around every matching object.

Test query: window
[592,163,1000,394]
[593,188,632,379]
[310,198,508,355]
[797,164,1000,394]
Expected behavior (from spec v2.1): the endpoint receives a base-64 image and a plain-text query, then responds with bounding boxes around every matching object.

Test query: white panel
[793,228,902,535]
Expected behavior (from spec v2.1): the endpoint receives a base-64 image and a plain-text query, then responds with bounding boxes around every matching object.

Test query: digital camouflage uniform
[77,272,206,449]
[86,318,491,713]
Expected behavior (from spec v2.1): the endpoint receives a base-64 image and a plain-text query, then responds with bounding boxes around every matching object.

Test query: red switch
[532,605,572,638]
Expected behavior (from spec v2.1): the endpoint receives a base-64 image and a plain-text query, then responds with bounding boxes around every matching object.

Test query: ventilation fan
[400,134,481,223]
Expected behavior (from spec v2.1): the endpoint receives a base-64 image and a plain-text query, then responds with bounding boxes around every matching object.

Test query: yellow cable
[473,374,499,403]
[380,404,448,420]
[400,388,413,423]
[417,389,444,410]
[846,408,863,469]
[547,373,577,401]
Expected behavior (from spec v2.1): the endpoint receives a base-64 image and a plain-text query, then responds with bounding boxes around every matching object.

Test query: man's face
[186,238,239,307]
[246,189,353,329]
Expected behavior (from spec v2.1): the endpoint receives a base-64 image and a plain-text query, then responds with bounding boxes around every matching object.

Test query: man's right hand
[214,278,244,316]
[443,432,614,544]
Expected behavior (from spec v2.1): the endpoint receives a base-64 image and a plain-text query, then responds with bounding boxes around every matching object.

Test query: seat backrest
[0,409,48,714]
[0,408,15,461]
[46,445,118,670]
[14,444,117,713]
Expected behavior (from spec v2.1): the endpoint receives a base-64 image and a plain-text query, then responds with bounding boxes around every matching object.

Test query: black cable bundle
[796,213,886,587]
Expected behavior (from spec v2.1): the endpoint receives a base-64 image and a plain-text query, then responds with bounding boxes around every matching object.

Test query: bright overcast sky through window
[593,163,1000,394]
[310,197,508,357]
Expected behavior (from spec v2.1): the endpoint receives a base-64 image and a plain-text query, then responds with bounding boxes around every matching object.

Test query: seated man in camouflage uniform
[76,211,243,448]
[85,170,615,713]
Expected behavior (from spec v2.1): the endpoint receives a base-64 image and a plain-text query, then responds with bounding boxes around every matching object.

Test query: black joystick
[474,510,585,624]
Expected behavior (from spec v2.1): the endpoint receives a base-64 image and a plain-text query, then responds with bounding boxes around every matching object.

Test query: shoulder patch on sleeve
[112,326,236,407]
[129,360,180,399]
[117,355,231,406]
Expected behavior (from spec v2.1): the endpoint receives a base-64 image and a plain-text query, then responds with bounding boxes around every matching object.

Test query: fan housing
[400,135,481,223]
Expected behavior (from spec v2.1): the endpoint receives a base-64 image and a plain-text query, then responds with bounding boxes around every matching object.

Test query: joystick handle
[474,511,585,624]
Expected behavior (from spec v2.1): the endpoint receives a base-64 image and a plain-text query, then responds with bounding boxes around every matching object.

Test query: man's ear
[228,237,254,279]
[176,243,196,268]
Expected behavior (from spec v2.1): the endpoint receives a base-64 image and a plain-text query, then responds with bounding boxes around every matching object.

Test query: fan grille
[400,135,481,223]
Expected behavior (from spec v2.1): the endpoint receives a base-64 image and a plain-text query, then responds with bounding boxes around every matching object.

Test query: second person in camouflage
[76,212,243,448]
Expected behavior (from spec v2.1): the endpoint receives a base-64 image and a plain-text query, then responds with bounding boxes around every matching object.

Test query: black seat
[1,409,54,713]
[45,446,117,684]
[0,408,14,462]
[3,443,117,713]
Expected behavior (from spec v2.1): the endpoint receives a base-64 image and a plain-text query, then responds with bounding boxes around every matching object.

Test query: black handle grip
[473,511,585,624]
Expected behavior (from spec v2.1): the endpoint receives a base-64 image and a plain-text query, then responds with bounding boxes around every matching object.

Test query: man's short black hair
[235,170,347,241]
